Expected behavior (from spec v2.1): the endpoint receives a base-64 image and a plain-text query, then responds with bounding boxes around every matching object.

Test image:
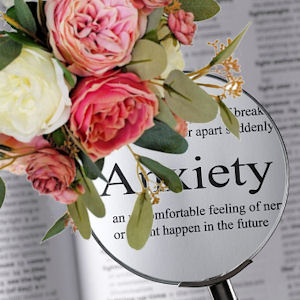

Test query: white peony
[160,37,185,79]
[0,47,71,142]
[151,37,185,96]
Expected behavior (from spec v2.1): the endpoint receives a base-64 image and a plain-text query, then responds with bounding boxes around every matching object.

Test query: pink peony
[52,187,83,205]
[168,10,196,45]
[0,135,50,175]
[131,0,172,10]
[26,148,77,204]
[174,114,188,137]
[70,72,158,159]
[45,0,142,77]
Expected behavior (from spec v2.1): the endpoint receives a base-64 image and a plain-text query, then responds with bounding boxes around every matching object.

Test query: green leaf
[135,120,188,154]
[143,30,159,43]
[78,151,107,182]
[126,39,167,80]
[155,98,176,129]
[14,0,37,33]
[210,23,250,67]
[146,8,164,33]
[164,70,218,123]
[0,37,22,70]
[55,59,76,88]
[6,6,18,22]
[78,175,105,218]
[95,158,105,172]
[219,100,240,138]
[52,128,66,146]
[139,156,183,193]
[7,32,44,49]
[42,213,69,242]
[68,199,91,239]
[180,0,220,21]
[0,178,6,209]
[127,190,153,250]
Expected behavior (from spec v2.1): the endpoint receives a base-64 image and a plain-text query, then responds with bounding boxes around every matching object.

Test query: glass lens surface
[91,75,289,285]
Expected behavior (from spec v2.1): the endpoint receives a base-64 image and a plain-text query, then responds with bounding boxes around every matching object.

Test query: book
[0,0,300,299]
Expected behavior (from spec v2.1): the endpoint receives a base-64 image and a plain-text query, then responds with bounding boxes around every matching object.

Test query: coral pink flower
[131,0,171,10]
[0,135,50,175]
[168,10,196,45]
[174,114,188,137]
[52,187,82,205]
[26,148,77,204]
[45,0,142,77]
[70,72,158,159]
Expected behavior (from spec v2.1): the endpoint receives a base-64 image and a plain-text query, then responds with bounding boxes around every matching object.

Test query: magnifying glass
[90,75,289,300]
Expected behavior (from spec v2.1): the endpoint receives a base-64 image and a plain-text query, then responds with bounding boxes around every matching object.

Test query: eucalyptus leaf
[219,101,240,138]
[68,199,91,239]
[14,0,37,33]
[78,176,106,218]
[52,128,66,146]
[6,6,18,23]
[210,23,250,67]
[127,190,153,250]
[180,0,220,21]
[146,8,164,33]
[42,213,69,242]
[143,30,159,43]
[135,120,188,154]
[139,156,183,193]
[0,178,6,209]
[155,98,177,129]
[7,32,43,49]
[164,70,218,123]
[95,158,105,172]
[55,59,76,88]
[126,39,167,80]
[79,151,107,182]
[0,37,22,70]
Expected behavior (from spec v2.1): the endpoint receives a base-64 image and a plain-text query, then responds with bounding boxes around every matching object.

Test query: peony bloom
[0,47,71,143]
[131,0,171,10]
[52,188,82,205]
[70,72,158,159]
[0,135,50,175]
[160,37,184,78]
[168,10,196,45]
[26,148,77,204]
[45,0,142,77]
[151,37,184,96]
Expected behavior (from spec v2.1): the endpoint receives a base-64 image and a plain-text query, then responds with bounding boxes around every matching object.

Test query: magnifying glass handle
[209,280,238,300]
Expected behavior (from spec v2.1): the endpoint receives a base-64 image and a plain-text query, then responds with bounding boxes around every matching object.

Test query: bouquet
[0,0,247,249]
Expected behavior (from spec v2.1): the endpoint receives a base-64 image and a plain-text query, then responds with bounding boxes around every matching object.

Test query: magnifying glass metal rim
[92,73,290,287]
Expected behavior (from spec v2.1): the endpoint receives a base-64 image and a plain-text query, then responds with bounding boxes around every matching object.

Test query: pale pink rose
[70,72,158,159]
[174,114,188,137]
[168,10,196,45]
[45,0,142,77]
[131,0,171,9]
[26,148,77,204]
[52,187,81,205]
[0,135,50,175]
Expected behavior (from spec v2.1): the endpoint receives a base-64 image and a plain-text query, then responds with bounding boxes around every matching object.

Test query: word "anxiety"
[101,157,273,196]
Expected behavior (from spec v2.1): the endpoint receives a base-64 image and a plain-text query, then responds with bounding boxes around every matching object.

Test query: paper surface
[0,0,300,299]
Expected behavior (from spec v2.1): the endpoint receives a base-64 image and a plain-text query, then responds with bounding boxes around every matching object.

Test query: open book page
[0,172,81,300]
[75,1,300,300]
[0,5,81,298]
